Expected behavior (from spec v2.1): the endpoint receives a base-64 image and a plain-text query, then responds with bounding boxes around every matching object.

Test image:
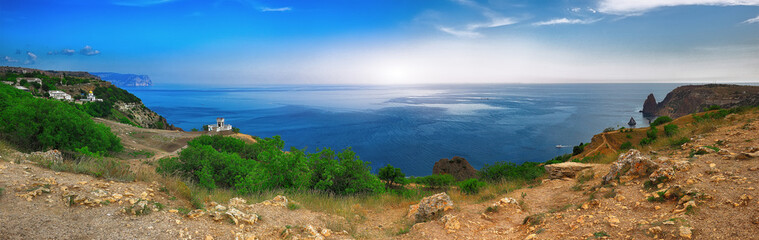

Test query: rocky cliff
[91,72,152,87]
[645,84,759,118]
[642,93,658,117]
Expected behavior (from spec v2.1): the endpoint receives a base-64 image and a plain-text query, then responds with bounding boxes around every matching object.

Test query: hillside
[648,84,759,118]
[92,72,153,87]
[0,66,174,130]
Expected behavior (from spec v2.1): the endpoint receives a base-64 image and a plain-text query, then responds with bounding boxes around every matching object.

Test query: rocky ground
[1,110,758,239]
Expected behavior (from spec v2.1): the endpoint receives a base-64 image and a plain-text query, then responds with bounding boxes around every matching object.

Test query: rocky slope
[646,84,759,118]
[92,72,153,87]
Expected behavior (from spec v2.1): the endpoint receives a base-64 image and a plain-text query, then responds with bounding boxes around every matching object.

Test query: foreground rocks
[544,162,593,179]
[603,149,659,183]
[407,192,454,223]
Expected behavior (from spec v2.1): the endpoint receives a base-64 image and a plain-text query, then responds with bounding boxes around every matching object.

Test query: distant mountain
[91,72,152,87]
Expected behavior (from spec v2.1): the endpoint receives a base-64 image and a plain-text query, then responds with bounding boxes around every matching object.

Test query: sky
[1,0,758,85]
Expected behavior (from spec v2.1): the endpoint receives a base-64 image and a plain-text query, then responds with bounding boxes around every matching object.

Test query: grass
[592,231,609,238]
[30,154,136,182]
[0,187,4,197]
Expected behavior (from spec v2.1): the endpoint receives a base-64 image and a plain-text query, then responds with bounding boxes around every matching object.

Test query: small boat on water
[555,145,568,148]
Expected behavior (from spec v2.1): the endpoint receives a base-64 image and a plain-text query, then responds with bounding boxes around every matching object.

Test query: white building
[15,86,29,92]
[78,91,103,102]
[17,77,42,84]
[207,117,232,132]
[49,90,72,101]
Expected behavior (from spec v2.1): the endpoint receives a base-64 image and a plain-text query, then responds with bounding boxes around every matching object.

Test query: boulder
[642,93,658,117]
[603,149,659,183]
[29,149,63,164]
[432,156,478,181]
[407,192,454,223]
[544,162,593,179]
[187,209,205,219]
[441,214,460,232]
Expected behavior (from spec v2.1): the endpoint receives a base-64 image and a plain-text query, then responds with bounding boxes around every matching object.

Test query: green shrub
[663,124,678,136]
[650,116,673,127]
[157,135,384,195]
[414,174,455,189]
[378,164,406,188]
[620,141,633,150]
[703,105,721,111]
[639,137,654,146]
[603,127,616,133]
[459,178,486,195]
[646,127,659,140]
[544,154,571,165]
[572,142,586,156]
[479,161,544,182]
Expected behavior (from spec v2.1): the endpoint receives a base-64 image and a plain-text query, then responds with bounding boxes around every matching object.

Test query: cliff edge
[646,84,759,118]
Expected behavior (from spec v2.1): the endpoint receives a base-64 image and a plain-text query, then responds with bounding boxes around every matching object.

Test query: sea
[126,83,683,176]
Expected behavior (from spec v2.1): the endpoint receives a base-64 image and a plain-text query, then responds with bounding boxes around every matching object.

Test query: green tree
[378,164,406,188]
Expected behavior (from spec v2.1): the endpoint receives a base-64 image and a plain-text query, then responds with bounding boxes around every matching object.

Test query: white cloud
[744,15,759,23]
[437,27,482,38]
[3,56,18,63]
[111,0,176,7]
[571,7,582,12]
[260,7,292,12]
[80,46,101,56]
[598,0,759,15]
[437,0,517,38]
[533,18,600,26]
[24,52,37,64]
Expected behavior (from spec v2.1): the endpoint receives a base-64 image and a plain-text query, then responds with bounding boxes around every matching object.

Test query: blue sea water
[126,84,681,176]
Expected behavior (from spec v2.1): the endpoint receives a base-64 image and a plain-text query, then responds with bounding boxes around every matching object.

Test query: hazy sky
[1,0,758,85]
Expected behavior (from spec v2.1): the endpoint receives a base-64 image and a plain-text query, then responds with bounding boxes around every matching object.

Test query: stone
[493,197,520,209]
[544,162,593,179]
[642,93,658,117]
[607,215,620,227]
[581,199,600,209]
[261,195,288,207]
[305,225,324,240]
[432,156,478,181]
[169,209,178,213]
[228,197,247,208]
[320,228,332,237]
[187,209,205,219]
[647,226,662,235]
[736,152,759,160]
[29,149,63,164]
[649,166,675,183]
[664,185,684,200]
[441,214,461,232]
[225,207,258,225]
[603,149,659,183]
[679,226,692,239]
[408,192,454,223]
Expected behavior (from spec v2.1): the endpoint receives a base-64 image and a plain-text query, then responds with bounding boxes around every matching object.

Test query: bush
[650,116,673,127]
[378,164,406,188]
[703,105,721,111]
[572,142,586,156]
[646,127,658,140]
[663,124,678,136]
[414,174,455,189]
[603,127,616,133]
[157,135,384,195]
[479,161,544,182]
[544,154,571,165]
[232,127,240,133]
[620,141,633,150]
[639,137,654,146]
[459,178,486,195]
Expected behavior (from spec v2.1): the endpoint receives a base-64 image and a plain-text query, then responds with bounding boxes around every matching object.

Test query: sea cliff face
[642,93,658,117]
[91,72,152,87]
[646,84,759,118]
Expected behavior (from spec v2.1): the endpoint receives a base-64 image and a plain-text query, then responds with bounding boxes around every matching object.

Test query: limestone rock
[649,166,675,183]
[432,156,478,181]
[736,152,759,160]
[225,207,258,225]
[544,162,593,179]
[228,197,247,208]
[261,195,288,207]
[29,149,63,164]
[408,192,454,223]
[663,185,684,200]
[493,197,520,209]
[187,209,205,219]
[603,149,659,183]
[679,226,692,239]
[441,214,461,232]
